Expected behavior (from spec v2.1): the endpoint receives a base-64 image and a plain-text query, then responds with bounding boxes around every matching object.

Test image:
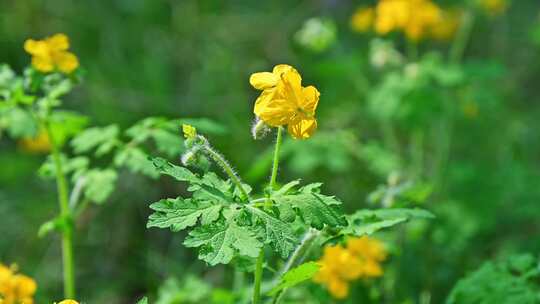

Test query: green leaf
[344,208,435,236]
[38,155,89,179]
[115,147,159,178]
[153,158,235,203]
[446,254,540,304]
[83,168,118,204]
[48,110,89,147]
[248,206,298,258]
[71,125,119,156]
[136,297,148,304]
[184,220,262,265]
[271,183,346,229]
[2,107,37,138]
[268,262,321,296]
[152,157,198,183]
[147,198,222,232]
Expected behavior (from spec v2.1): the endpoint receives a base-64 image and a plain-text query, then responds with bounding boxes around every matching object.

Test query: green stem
[449,10,475,63]
[271,229,320,304]
[253,248,265,304]
[44,122,75,299]
[252,127,284,304]
[202,145,250,201]
[269,127,283,190]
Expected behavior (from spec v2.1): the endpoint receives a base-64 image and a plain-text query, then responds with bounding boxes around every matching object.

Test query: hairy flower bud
[251,117,271,140]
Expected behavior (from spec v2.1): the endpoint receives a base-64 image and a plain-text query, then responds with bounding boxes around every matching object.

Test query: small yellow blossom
[24,33,79,74]
[250,64,320,139]
[0,263,37,304]
[351,7,374,32]
[314,236,387,299]
[479,0,507,16]
[56,300,79,304]
[18,130,51,153]
[182,124,197,139]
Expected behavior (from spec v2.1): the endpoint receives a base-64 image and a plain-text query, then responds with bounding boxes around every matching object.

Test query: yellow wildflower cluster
[18,130,51,153]
[24,33,79,74]
[314,236,387,299]
[250,64,320,140]
[351,0,462,41]
[0,263,37,304]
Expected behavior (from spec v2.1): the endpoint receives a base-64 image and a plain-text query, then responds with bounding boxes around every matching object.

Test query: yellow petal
[46,33,69,51]
[12,275,37,296]
[287,117,317,139]
[272,64,296,76]
[182,124,197,139]
[256,96,297,127]
[31,56,54,72]
[279,70,303,107]
[328,278,349,299]
[58,300,79,304]
[300,85,320,114]
[249,72,279,90]
[24,39,49,57]
[54,52,79,73]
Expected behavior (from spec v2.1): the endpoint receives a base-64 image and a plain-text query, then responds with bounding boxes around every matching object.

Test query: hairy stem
[271,229,320,304]
[253,248,265,304]
[44,122,75,299]
[269,127,283,190]
[202,144,251,201]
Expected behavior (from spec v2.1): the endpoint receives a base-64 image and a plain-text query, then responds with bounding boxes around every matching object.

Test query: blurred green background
[1,0,540,303]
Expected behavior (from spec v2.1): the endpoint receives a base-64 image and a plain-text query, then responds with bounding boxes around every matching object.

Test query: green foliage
[136,297,148,304]
[83,168,118,204]
[344,208,435,236]
[268,262,320,296]
[148,155,347,264]
[446,254,540,304]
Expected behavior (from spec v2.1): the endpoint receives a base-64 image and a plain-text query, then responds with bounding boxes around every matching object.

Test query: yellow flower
[373,0,442,41]
[479,0,507,16]
[182,124,197,139]
[250,65,320,139]
[18,130,51,153]
[314,237,387,299]
[0,263,37,304]
[24,33,79,74]
[351,7,374,32]
[56,300,79,304]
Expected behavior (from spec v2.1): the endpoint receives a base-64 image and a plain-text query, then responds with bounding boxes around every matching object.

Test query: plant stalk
[271,229,320,304]
[202,144,251,201]
[253,126,284,304]
[252,248,265,304]
[269,127,283,190]
[45,122,75,299]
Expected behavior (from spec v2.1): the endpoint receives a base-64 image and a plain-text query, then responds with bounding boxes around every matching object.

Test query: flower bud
[251,117,271,140]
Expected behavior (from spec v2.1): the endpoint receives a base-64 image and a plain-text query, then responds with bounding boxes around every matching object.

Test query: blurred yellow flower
[24,33,79,74]
[479,0,507,16]
[357,0,452,41]
[0,263,37,304]
[431,9,463,41]
[182,124,197,139]
[56,300,79,304]
[18,130,51,153]
[250,64,320,139]
[351,7,374,32]
[314,236,387,299]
